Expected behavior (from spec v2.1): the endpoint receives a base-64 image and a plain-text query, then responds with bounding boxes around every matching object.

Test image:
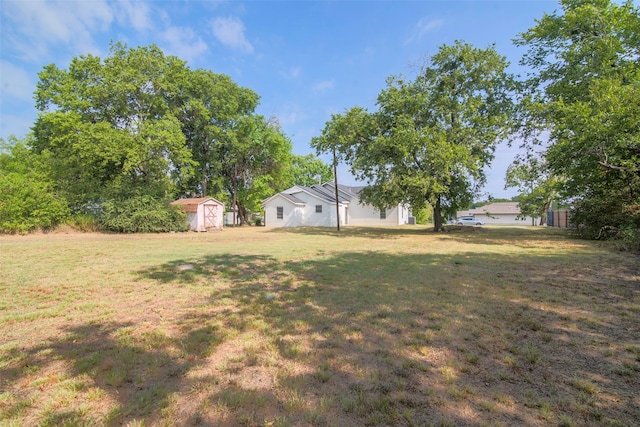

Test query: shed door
[204,205,217,228]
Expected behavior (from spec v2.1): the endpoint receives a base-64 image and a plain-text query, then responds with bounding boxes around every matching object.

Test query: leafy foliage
[313,41,514,230]
[99,195,188,233]
[221,116,292,224]
[174,68,260,197]
[0,137,70,233]
[287,154,333,187]
[516,0,640,242]
[22,42,294,232]
[505,156,559,225]
[32,43,195,209]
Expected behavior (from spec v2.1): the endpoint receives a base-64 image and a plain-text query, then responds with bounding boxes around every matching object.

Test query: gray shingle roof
[278,193,306,205]
[294,185,350,204]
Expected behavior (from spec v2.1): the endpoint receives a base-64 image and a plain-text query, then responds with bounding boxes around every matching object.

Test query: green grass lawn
[1,226,638,426]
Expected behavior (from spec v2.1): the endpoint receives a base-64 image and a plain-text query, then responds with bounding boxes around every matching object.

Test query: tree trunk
[201,179,207,198]
[237,205,249,225]
[433,195,444,232]
[232,167,237,227]
[539,200,551,226]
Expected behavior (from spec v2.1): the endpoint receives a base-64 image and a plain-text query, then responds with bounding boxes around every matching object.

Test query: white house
[262,183,411,227]
[170,197,225,231]
[456,202,533,225]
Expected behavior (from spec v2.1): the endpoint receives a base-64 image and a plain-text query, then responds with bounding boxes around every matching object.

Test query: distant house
[262,183,411,227]
[456,202,533,225]
[170,197,224,231]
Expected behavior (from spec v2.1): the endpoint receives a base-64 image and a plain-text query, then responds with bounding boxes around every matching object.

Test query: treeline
[311,0,639,248]
[1,1,638,249]
[0,43,332,233]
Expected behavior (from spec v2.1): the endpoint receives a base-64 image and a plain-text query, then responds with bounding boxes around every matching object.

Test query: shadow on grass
[134,250,638,425]
[436,226,586,249]
[2,248,638,425]
[266,225,434,239]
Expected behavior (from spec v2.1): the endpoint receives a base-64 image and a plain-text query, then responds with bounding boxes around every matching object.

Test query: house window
[380,210,386,219]
[277,206,283,219]
[315,205,322,213]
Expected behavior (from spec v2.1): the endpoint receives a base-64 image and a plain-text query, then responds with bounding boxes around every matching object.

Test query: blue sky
[1,0,560,199]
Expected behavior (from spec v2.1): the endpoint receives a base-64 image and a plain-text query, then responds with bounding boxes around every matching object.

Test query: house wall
[264,197,302,227]
[264,193,341,227]
[292,192,336,227]
[347,203,409,226]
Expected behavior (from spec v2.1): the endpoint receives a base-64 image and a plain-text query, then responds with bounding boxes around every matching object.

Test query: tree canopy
[515,0,640,243]
[313,41,514,230]
[32,43,195,208]
[0,137,70,233]
[287,154,333,187]
[505,156,559,225]
[22,42,293,231]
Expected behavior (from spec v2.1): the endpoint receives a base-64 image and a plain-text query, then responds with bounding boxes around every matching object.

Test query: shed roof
[171,197,224,213]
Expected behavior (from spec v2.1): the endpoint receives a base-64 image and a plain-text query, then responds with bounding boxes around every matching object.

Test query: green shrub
[413,206,434,224]
[0,172,70,234]
[571,188,640,252]
[99,195,188,233]
[66,214,101,232]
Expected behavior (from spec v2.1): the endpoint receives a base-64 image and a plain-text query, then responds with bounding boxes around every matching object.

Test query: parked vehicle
[456,216,484,226]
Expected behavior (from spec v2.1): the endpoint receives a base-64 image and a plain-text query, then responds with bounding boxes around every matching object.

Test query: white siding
[262,185,411,228]
[264,197,300,227]
[347,203,409,226]
[289,191,335,227]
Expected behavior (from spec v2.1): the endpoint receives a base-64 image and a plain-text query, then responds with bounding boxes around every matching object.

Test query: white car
[456,216,484,226]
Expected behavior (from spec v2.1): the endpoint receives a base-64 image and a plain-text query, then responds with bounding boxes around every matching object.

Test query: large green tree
[0,136,70,233]
[222,115,292,225]
[516,0,640,240]
[174,69,260,198]
[313,41,514,230]
[287,154,333,187]
[32,43,195,210]
[505,156,560,225]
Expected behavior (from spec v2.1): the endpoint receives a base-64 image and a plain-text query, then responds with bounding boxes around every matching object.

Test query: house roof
[170,197,224,213]
[336,184,366,196]
[285,185,349,204]
[261,192,306,206]
[262,183,350,207]
[457,202,521,217]
[302,184,350,204]
[277,193,306,205]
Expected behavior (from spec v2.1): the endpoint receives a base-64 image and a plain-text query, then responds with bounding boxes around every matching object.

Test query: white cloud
[275,105,308,127]
[280,66,301,80]
[114,0,152,33]
[211,16,253,53]
[161,26,208,64]
[406,17,444,44]
[1,0,113,60]
[289,67,301,79]
[0,61,35,101]
[311,80,335,95]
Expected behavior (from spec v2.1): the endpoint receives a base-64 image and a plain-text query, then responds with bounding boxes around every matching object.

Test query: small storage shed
[170,198,224,231]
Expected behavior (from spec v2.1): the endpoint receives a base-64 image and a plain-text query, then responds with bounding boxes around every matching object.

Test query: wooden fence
[547,210,570,228]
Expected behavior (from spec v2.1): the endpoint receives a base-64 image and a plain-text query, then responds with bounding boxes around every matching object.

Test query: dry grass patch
[1,226,638,426]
